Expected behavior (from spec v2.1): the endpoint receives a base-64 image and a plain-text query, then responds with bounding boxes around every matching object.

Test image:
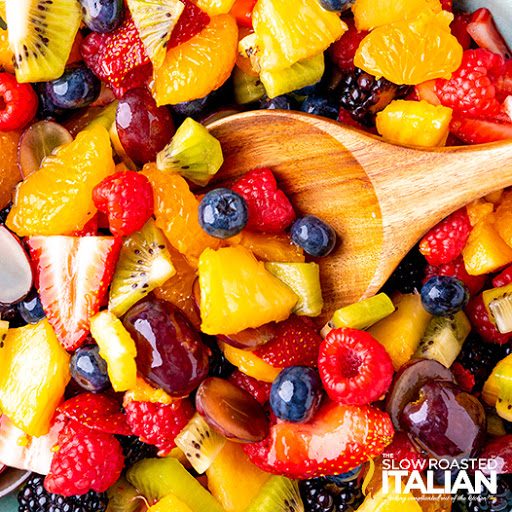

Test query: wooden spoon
[207,110,512,320]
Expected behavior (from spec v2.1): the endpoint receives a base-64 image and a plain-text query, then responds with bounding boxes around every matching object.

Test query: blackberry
[299,477,364,512]
[117,435,158,468]
[202,334,235,379]
[453,474,512,512]
[338,68,410,126]
[382,246,426,295]
[18,473,108,512]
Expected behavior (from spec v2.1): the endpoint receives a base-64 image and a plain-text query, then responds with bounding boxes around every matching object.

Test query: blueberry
[293,83,320,96]
[318,0,353,11]
[17,290,45,324]
[79,0,124,33]
[198,188,248,239]
[326,466,363,485]
[290,215,336,257]
[421,276,469,316]
[171,95,211,118]
[301,95,339,120]
[45,66,101,110]
[270,366,323,422]
[0,303,26,328]
[259,95,295,110]
[70,345,110,392]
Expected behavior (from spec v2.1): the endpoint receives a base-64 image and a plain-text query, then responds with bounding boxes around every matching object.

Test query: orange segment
[0,131,21,209]
[493,191,512,247]
[0,28,14,73]
[195,0,236,16]
[230,231,305,262]
[152,14,238,105]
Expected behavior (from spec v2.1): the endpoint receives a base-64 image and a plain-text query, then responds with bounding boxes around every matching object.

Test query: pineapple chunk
[231,231,305,263]
[466,198,494,227]
[493,191,512,247]
[0,320,70,436]
[198,246,297,335]
[148,493,193,512]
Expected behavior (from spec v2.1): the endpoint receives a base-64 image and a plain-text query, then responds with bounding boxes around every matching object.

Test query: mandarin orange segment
[0,131,21,209]
[141,163,220,264]
[0,28,14,73]
[354,10,463,85]
[493,191,512,247]
[230,231,305,262]
[152,14,238,105]
[6,125,115,237]
[195,0,236,16]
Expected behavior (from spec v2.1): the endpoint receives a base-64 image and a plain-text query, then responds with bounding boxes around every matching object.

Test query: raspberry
[93,170,154,237]
[493,264,512,288]
[318,327,394,405]
[328,18,368,71]
[465,295,512,345]
[229,370,271,404]
[451,362,476,392]
[44,421,124,497]
[169,0,210,48]
[424,256,486,296]
[231,168,295,233]
[382,432,427,473]
[435,49,505,117]
[0,72,38,131]
[124,399,194,456]
[419,208,472,266]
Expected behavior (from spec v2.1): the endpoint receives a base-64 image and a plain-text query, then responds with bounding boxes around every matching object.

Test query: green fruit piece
[87,101,118,132]
[156,117,224,187]
[6,0,81,83]
[265,262,323,317]
[107,477,145,512]
[233,67,266,105]
[127,457,224,512]
[109,219,176,316]
[246,476,304,512]
[483,283,512,334]
[414,311,470,367]
[260,53,324,99]
[496,396,512,422]
[175,413,226,474]
[494,353,512,402]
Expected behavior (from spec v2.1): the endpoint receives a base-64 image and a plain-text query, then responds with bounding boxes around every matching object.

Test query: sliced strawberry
[230,0,256,28]
[450,13,472,51]
[253,316,322,368]
[168,0,210,48]
[244,399,394,479]
[382,432,427,473]
[479,434,512,474]
[28,236,121,351]
[415,80,441,105]
[467,8,511,59]
[450,115,512,144]
[329,18,368,72]
[493,264,512,288]
[229,370,271,404]
[465,294,511,345]
[56,393,131,436]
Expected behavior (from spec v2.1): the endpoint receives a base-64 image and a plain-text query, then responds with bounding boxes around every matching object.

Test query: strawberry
[450,13,472,50]
[70,214,99,237]
[423,256,486,296]
[230,0,256,28]
[382,432,427,473]
[44,420,124,496]
[231,168,295,233]
[28,236,121,351]
[229,370,271,404]
[328,18,368,71]
[93,171,154,237]
[465,294,511,345]
[435,49,505,117]
[493,264,512,288]
[318,328,394,405]
[168,0,210,48]
[253,316,322,368]
[450,115,512,144]
[56,393,131,436]
[478,434,512,474]
[451,362,476,393]
[244,399,394,479]
[440,0,451,11]
[419,208,472,266]
[124,399,194,456]
[467,8,511,60]
[81,16,151,98]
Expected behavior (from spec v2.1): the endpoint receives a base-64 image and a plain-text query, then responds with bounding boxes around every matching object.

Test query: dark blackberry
[299,477,364,512]
[453,474,512,512]
[338,68,410,126]
[117,435,158,468]
[382,246,426,295]
[0,202,11,224]
[18,473,108,512]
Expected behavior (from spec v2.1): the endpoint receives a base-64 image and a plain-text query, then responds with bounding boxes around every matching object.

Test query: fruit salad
[0,1,511,512]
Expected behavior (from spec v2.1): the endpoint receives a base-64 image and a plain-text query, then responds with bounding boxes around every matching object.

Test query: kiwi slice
[127,457,224,512]
[265,262,323,317]
[483,283,512,334]
[233,67,266,105]
[496,396,512,422]
[260,53,325,99]
[109,219,176,317]
[322,293,395,336]
[238,32,261,73]
[246,476,304,512]
[127,0,184,70]
[414,311,471,367]
[106,477,145,512]
[175,413,226,474]
[6,0,81,83]
[156,117,224,187]
[494,354,512,402]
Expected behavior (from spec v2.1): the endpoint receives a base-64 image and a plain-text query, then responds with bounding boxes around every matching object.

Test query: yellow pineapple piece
[485,190,504,204]
[462,215,512,275]
[206,441,271,512]
[0,320,70,436]
[466,198,494,226]
[369,293,432,370]
[493,191,512,247]
[124,376,174,405]
[252,0,347,71]
[231,231,305,262]
[198,246,297,335]
[148,493,193,512]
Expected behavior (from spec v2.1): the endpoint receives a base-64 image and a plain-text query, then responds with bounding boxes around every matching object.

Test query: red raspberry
[124,399,194,455]
[424,256,486,296]
[0,73,38,131]
[419,208,472,266]
[93,170,154,237]
[493,264,512,288]
[318,328,394,405]
[328,18,368,71]
[44,421,124,497]
[451,362,476,392]
[435,49,505,117]
[169,0,210,48]
[229,370,271,404]
[231,168,295,233]
[465,294,511,345]
[382,432,427,473]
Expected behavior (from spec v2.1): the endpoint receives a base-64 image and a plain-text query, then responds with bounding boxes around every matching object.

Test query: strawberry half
[467,8,511,60]
[382,432,427,473]
[168,0,210,48]
[450,115,512,144]
[328,18,368,72]
[229,370,271,405]
[244,399,394,479]
[28,236,121,351]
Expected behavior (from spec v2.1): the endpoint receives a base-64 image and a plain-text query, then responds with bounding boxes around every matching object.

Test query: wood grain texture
[208,110,512,319]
